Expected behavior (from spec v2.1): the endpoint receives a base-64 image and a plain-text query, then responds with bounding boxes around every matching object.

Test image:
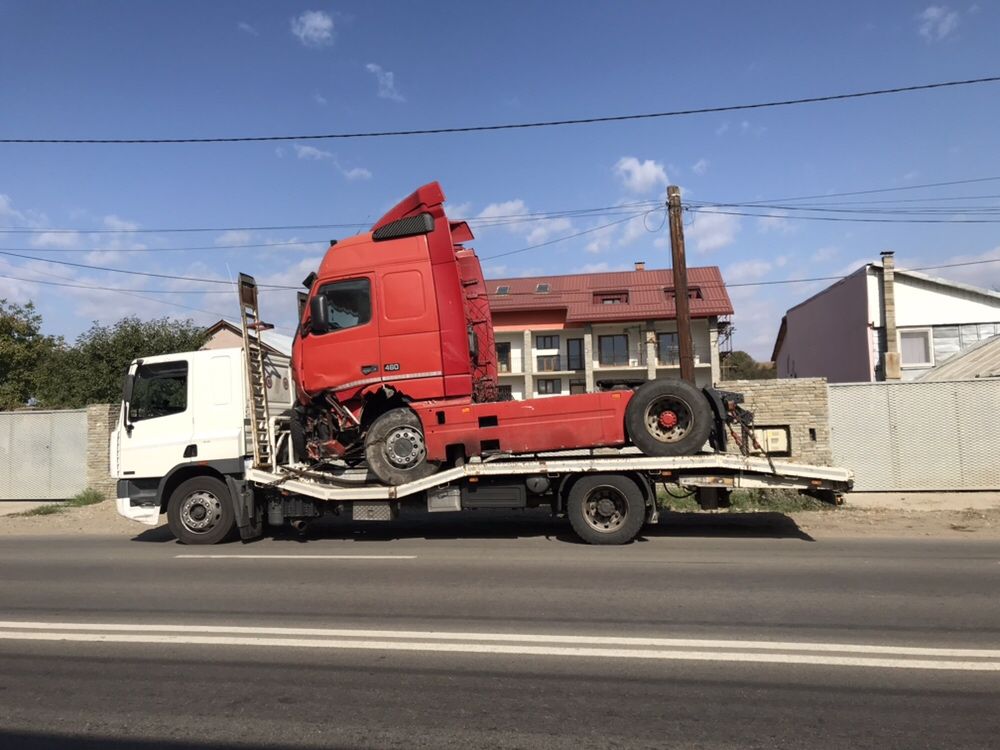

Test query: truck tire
[566,475,647,545]
[166,476,237,545]
[364,408,439,486]
[625,379,713,457]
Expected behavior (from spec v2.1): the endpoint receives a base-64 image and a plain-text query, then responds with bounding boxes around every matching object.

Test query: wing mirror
[309,294,331,334]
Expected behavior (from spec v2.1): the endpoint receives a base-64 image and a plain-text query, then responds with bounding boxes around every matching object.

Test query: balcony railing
[535,355,582,372]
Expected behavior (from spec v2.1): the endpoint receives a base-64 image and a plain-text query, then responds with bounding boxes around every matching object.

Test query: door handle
[361,364,378,375]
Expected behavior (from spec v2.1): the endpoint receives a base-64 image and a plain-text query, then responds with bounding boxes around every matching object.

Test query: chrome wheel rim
[583,485,629,533]
[383,426,426,469]
[643,394,694,443]
[179,490,223,534]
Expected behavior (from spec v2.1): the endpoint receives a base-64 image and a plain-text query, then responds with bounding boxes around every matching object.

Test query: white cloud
[292,144,370,180]
[478,200,527,222]
[291,10,334,47]
[476,199,574,245]
[614,157,668,194]
[340,166,372,181]
[31,231,81,249]
[102,215,139,232]
[811,246,839,263]
[917,6,959,40]
[726,259,773,280]
[237,21,258,36]
[365,63,405,102]
[715,122,730,136]
[293,144,333,161]
[447,202,473,221]
[926,245,1000,290]
[0,193,46,228]
[215,230,253,246]
[313,92,328,106]
[685,211,740,253]
[691,159,709,176]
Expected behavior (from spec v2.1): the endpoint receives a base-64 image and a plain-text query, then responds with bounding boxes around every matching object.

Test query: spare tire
[625,379,713,456]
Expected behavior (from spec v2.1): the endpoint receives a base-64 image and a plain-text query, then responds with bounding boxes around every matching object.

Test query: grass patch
[15,503,66,517]
[12,488,105,517]
[65,488,105,508]
[657,486,834,513]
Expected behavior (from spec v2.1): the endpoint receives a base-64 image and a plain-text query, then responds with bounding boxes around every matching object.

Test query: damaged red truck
[292,182,747,485]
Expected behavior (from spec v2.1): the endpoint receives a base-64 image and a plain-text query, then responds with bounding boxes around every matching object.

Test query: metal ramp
[238,273,274,470]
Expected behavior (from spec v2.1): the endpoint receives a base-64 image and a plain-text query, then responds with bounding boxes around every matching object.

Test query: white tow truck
[113,277,853,545]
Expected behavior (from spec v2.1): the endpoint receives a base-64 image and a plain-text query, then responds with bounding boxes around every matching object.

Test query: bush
[12,487,105,517]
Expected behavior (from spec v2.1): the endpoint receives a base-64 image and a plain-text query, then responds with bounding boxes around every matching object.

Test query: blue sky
[1,0,998,358]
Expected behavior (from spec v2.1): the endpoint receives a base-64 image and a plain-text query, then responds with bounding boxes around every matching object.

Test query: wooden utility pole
[666,185,696,384]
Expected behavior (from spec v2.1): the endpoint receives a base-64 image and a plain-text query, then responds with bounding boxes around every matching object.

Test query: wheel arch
[157,458,244,513]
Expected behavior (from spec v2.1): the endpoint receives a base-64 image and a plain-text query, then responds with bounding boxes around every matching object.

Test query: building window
[657,332,679,365]
[567,338,584,370]
[594,291,628,305]
[536,334,559,350]
[900,329,933,366]
[496,342,511,373]
[665,287,703,301]
[537,378,561,395]
[569,380,587,394]
[536,354,561,371]
[495,285,510,296]
[535,283,550,294]
[598,334,628,366]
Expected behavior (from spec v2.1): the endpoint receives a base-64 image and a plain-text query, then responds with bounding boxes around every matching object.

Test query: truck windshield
[129,361,188,422]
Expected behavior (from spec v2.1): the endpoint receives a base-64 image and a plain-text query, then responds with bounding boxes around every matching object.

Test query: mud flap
[225,476,263,542]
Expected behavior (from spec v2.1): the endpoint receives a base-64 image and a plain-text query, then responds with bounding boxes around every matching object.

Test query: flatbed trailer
[231,442,852,545]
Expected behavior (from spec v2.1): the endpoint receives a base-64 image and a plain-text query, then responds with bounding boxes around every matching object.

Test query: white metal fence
[0,410,87,500]
[829,380,1000,491]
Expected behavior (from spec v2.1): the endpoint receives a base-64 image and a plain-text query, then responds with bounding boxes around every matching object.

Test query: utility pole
[666,185,696,384]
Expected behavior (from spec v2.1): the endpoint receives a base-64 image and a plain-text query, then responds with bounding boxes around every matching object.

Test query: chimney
[634,261,645,271]
[880,250,901,380]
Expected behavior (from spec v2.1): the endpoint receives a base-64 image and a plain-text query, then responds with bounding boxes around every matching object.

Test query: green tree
[34,316,209,408]
[722,350,777,380]
[0,299,59,410]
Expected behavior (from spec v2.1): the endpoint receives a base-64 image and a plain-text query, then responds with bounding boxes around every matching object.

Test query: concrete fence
[0,404,117,501]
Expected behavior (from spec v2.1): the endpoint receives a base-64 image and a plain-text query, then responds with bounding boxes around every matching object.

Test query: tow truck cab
[113,348,292,525]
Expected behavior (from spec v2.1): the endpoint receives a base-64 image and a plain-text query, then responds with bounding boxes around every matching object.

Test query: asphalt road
[1,511,998,749]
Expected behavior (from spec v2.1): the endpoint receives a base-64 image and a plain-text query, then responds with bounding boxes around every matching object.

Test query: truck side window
[318,278,371,330]
[129,361,188,422]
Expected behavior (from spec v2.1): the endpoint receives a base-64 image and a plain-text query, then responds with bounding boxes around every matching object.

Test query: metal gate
[829,380,1000,491]
[0,410,87,500]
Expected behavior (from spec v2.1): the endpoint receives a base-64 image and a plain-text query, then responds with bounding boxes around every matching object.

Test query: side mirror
[309,294,331,334]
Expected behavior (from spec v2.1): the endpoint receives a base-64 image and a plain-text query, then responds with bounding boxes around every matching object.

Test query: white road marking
[0,631,996,671]
[0,621,997,671]
[173,554,416,560]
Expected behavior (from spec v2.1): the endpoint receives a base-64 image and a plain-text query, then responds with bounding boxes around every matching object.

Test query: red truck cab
[293,183,722,484]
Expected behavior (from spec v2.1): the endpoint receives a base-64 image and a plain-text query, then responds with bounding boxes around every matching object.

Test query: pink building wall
[776,270,873,383]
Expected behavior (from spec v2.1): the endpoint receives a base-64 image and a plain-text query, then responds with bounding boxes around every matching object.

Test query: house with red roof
[487,262,733,399]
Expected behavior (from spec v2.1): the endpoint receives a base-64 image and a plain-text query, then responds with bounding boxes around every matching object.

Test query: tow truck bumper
[115,497,161,525]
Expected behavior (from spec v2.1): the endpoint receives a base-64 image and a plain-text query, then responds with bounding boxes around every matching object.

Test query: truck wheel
[567,475,647,545]
[166,476,237,545]
[625,379,712,456]
[364,408,439,486]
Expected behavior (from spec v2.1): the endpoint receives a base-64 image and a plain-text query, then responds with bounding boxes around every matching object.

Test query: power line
[4,76,999,144]
[697,175,1000,207]
[0,201,660,236]
[686,207,1000,225]
[0,250,299,288]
